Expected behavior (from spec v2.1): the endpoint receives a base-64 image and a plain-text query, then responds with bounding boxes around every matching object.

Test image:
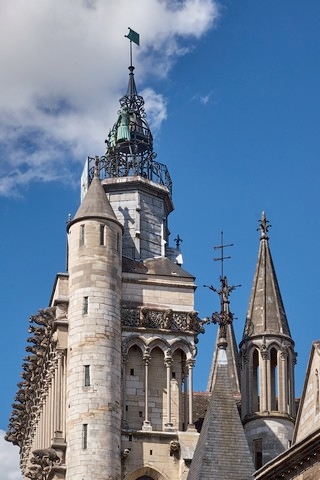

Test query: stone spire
[188,279,254,479]
[242,211,291,338]
[206,276,241,397]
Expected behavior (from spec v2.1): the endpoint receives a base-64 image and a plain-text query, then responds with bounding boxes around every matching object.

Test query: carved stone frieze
[122,307,204,335]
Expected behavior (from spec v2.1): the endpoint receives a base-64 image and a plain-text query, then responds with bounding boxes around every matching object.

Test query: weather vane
[125,27,140,66]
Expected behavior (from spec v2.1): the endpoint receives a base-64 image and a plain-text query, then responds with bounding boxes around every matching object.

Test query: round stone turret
[66,170,123,480]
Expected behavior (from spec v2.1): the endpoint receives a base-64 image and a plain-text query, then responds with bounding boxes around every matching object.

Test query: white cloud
[0,0,219,196]
[0,431,21,480]
[192,91,214,105]
[200,92,213,105]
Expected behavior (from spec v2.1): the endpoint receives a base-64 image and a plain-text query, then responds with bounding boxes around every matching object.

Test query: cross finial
[213,231,234,278]
[258,211,271,239]
[174,234,183,249]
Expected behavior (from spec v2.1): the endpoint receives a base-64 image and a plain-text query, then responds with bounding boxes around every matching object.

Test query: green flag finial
[125,28,140,46]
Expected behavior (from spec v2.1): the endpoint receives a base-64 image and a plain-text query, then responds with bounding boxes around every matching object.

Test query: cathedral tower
[66,163,123,480]
[239,213,296,468]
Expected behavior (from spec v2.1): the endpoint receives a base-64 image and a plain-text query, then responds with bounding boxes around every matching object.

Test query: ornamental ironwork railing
[87,154,172,196]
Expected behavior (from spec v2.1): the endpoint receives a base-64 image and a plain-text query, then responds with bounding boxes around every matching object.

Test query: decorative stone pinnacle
[258,211,271,239]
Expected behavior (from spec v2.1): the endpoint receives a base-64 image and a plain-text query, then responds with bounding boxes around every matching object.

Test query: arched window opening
[270,347,278,411]
[148,347,166,431]
[125,345,144,430]
[252,349,260,412]
[169,348,186,431]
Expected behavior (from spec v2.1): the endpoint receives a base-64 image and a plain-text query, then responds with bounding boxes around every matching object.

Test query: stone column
[279,348,288,413]
[260,346,268,412]
[182,363,188,431]
[122,349,128,428]
[187,359,195,430]
[53,350,64,438]
[164,352,174,431]
[142,349,152,431]
[290,351,297,415]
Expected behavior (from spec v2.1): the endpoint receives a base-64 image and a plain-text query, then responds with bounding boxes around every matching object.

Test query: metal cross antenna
[213,231,234,278]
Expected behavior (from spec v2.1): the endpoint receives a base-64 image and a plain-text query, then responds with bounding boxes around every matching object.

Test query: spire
[242,212,291,339]
[85,62,172,195]
[206,275,241,398]
[188,286,254,480]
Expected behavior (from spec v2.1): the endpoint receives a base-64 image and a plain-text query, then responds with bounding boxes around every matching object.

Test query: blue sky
[1,0,320,476]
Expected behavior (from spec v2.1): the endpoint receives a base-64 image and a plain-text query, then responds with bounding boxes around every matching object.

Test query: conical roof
[70,170,120,227]
[206,275,241,396]
[187,346,255,479]
[242,213,291,339]
[207,323,240,397]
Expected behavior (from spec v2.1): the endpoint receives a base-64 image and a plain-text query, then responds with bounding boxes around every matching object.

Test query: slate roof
[122,255,195,278]
[187,347,255,480]
[71,174,120,225]
[207,323,241,397]
[242,223,291,339]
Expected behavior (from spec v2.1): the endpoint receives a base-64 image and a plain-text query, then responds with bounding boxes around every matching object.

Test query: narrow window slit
[80,224,85,246]
[84,365,90,386]
[83,296,88,315]
[100,224,105,246]
[83,424,88,449]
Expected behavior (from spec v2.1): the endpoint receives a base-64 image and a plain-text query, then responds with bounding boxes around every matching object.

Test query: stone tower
[5,62,203,480]
[66,164,123,479]
[239,212,296,469]
[97,62,202,480]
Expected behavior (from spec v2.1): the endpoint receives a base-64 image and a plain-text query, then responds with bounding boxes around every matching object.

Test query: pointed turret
[188,279,254,479]
[73,159,119,224]
[239,212,296,469]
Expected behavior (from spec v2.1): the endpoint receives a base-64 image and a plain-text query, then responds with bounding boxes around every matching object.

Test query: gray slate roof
[242,234,291,339]
[207,323,241,397]
[73,175,119,223]
[122,255,195,278]
[187,349,255,480]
